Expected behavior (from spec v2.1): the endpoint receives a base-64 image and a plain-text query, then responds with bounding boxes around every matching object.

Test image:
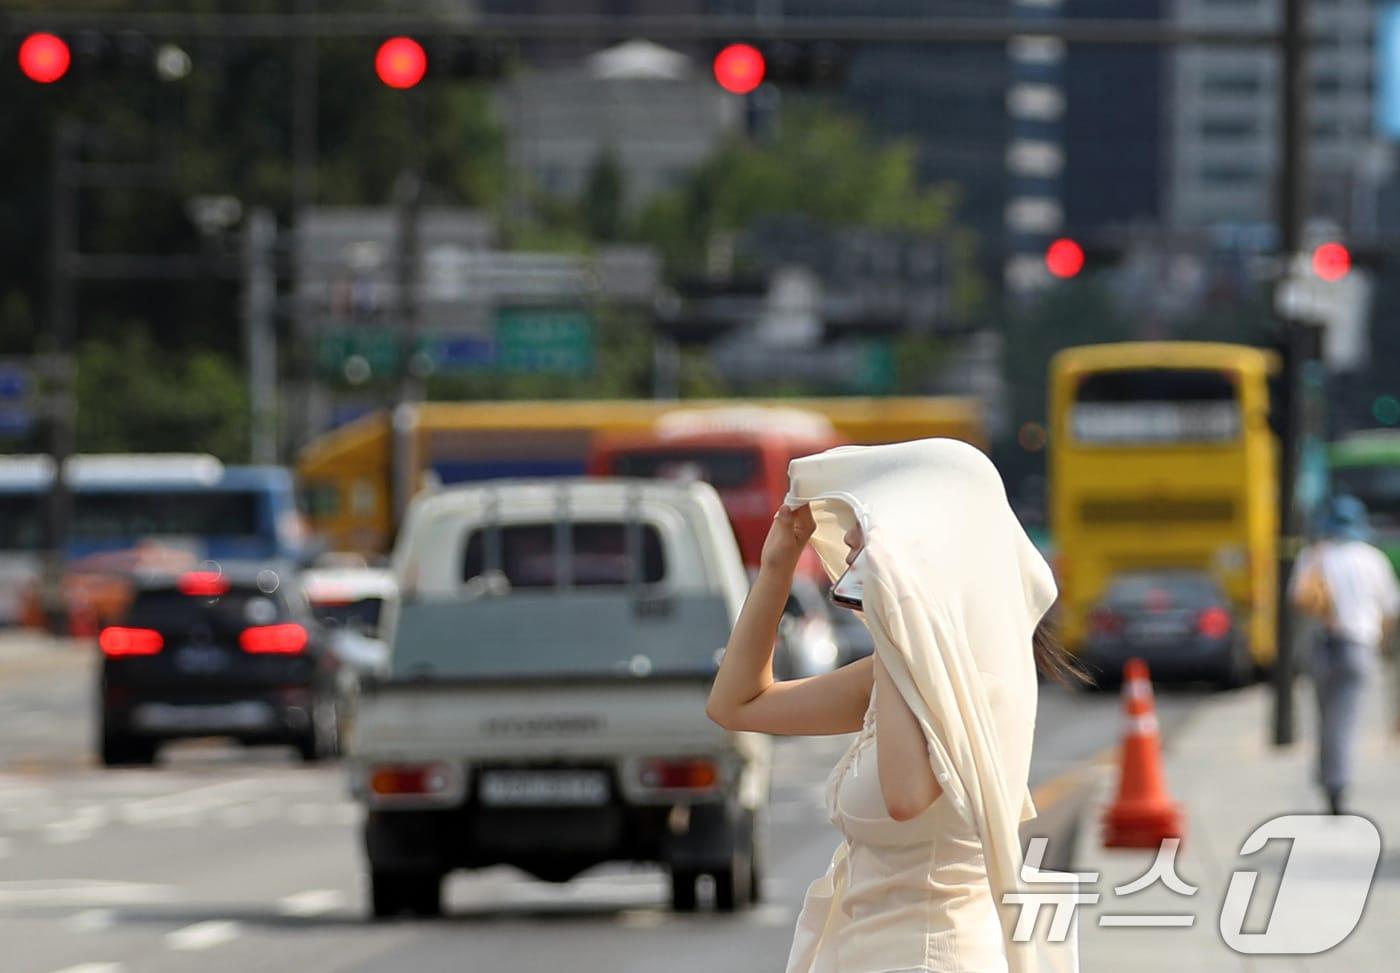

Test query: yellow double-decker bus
[1048,342,1279,682]
[296,397,985,556]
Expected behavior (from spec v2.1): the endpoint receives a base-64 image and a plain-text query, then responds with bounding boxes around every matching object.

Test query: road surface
[0,636,1206,973]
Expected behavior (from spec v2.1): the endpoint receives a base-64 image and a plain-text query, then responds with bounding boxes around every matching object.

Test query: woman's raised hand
[760,503,816,574]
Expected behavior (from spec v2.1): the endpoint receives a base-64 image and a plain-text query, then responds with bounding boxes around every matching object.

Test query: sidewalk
[0,629,93,681]
[1070,674,1400,971]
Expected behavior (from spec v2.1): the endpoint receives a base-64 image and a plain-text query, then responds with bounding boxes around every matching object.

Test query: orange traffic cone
[1102,657,1184,849]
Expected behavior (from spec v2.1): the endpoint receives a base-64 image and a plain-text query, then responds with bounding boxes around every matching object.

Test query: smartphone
[829,550,866,611]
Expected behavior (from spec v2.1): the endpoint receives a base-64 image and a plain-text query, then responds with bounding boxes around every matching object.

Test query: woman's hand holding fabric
[761,503,816,574]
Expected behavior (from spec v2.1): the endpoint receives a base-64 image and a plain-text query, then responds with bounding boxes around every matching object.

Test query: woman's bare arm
[873,651,942,820]
[706,505,875,736]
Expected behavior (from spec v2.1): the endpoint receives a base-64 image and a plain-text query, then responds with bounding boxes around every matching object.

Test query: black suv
[98,567,346,766]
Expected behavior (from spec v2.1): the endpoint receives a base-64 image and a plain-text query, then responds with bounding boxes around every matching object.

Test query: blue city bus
[0,455,308,624]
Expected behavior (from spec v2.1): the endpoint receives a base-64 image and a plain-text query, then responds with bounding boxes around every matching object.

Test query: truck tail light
[638,757,720,790]
[369,762,454,797]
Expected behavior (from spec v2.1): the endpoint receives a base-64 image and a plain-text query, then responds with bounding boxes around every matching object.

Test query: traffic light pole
[40,119,80,634]
[1272,0,1309,748]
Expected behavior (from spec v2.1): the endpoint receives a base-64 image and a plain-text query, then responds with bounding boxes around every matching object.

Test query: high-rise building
[1168,0,1388,235]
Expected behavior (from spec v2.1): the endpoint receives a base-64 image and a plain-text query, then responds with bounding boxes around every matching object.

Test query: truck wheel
[712,852,753,912]
[670,867,699,912]
[371,870,443,919]
[100,733,156,768]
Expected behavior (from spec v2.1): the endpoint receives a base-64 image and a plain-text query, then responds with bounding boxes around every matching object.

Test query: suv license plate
[477,770,610,807]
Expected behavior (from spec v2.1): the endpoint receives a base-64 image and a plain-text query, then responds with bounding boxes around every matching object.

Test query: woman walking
[706,438,1081,973]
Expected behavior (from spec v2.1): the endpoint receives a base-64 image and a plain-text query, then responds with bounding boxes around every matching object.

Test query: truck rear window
[462,522,665,587]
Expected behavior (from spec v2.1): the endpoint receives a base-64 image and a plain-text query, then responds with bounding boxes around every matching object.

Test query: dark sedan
[98,567,347,766]
[1078,570,1253,690]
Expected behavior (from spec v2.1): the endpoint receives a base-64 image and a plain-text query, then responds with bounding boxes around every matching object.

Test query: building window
[1200,164,1258,186]
[1200,118,1259,138]
[1203,73,1262,96]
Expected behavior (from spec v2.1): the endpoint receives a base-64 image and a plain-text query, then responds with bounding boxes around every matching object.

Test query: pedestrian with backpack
[1288,493,1400,815]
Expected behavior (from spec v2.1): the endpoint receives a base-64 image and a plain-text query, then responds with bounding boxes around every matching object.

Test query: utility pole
[393,167,424,407]
[1273,0,1312,747]
[242,208,279,465]
[40,120,80,634]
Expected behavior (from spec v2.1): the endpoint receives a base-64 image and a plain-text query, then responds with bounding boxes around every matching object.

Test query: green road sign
[316,308,595,382]
[495,308,594,375]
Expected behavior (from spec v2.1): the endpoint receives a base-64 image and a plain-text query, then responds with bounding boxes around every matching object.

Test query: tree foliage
[74,329,250,460]
[632,105,962,274]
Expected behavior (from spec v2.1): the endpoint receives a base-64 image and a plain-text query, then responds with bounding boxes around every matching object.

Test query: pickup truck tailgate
[353,677,737,761]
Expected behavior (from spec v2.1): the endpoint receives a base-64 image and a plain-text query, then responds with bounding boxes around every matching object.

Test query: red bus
[588,408,842,581]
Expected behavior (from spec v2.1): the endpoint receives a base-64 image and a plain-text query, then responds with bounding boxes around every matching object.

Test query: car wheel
[670,867,699,912]
[297,698,338,763]
[100,733,157,768]
[370,870,443,920]
[1219,640,1255,690]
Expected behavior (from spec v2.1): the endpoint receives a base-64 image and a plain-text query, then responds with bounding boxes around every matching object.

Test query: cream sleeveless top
[815,683,1010,973]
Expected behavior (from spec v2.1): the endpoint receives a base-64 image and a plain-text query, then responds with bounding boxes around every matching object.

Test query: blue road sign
[1379,4,1400,139]
[0,363,32,400]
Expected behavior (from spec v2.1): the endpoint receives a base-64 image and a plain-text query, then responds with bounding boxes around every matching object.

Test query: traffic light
[17,32,71,84]
[375,37,427,89]
[1044,238,1085,279]
[1311,241,1351,282]
[712,43,765,94]
[373,36,514,89]
[710,40,849,92]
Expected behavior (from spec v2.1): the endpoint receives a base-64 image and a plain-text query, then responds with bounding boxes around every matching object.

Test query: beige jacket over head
[782,438,1077,973]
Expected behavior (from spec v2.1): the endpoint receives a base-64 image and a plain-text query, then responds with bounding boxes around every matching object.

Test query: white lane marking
[43,806,110,845]
[165,920,241,952]
[742,903,795,927]
[46,964,126,973]
[278,889,345,917]
[119,780,262,825]
[68,908,117,932]
[328,803,360,825]
[212,805,258,828]
[0,880,176,906]
[288,803,329,826]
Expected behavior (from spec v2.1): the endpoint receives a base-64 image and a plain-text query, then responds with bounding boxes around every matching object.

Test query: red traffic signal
[375,37,427,90]
[18,32,71,84]
[1311,241,1351,282]
[1045,238,1085,279]
[713,43,766,95]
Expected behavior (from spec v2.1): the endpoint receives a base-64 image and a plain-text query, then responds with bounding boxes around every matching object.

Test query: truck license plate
[477,770,610,807]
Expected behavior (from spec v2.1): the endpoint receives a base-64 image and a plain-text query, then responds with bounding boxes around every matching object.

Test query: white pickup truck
[349,477,770,918]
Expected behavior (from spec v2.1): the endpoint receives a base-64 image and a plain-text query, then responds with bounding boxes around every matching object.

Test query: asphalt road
[0,636,1208,973]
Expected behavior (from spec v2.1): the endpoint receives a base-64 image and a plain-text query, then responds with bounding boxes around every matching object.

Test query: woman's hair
[1032,614,1093,687]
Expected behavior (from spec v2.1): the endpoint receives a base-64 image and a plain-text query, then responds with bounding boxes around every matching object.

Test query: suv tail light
[179,571,230,596]
[638,757,720,790]
[99,626,164,657]
[240,623,308,654]
[1197,607,1232,639]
